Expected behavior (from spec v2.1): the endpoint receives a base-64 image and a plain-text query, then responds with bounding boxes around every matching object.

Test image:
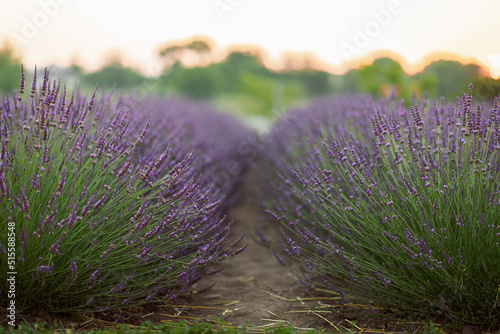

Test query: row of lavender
[0,68,251,313]
[260,89,500,327]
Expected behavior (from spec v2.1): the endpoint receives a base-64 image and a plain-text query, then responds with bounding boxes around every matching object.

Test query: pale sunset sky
[1,0,500,77]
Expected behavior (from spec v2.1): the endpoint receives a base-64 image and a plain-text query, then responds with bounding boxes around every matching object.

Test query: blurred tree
[16,37,495,121]
[236,71,273,115]
[419,60,481,100]
[235,71,305,117]
[224,51,264,68]
[161,51,272,98]
[291,70,330,96]
[159,45,184,67]
[330,58,445,103]
[358,58,409,98]
[166,64,223,99]
[80,51,146,90]
[336,70,362,94]
[412,71,438,98]
[159,49,324,116]
[82,63,145,89]
[0,40,22,93]
[216,51,271,92]
[185,40,212,63]
[158,37,214,69]
[471,75,500,102]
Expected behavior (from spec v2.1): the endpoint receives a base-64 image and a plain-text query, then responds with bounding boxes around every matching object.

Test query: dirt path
[144,176,481,334]
[153,175,328,331]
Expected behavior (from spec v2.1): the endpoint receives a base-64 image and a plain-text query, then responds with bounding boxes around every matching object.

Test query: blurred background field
[2,37,499,133]
[2,1,500,133]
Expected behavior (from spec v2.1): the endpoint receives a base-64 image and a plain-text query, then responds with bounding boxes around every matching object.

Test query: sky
[1,0,500,77]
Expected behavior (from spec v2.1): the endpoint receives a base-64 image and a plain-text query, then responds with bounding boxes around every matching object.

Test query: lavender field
[0,67,250,314]
[1,67,500,333]
[260,88,500,329]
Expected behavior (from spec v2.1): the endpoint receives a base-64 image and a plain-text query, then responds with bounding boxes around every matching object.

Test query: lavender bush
[0,67,249,314]
[136,97,252,205]
[261,88,500,327]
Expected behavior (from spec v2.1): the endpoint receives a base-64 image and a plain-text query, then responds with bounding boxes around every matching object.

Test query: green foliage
[0,43,22,93]
[159,52,307,117]
[471,75,500,102]
[235,71,305,117]
[292,70,330,96]
[16,47,499,120]
[417,322,443,334]
[82,64,146,89]
[358,58,409,98]
[328,58,497,106]
[166,64,224,99]
[420,61,481,99]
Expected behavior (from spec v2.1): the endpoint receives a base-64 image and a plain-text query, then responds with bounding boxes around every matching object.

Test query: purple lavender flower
[260,85,500,327]
[0,66,251,315]
[37,263,55,274]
